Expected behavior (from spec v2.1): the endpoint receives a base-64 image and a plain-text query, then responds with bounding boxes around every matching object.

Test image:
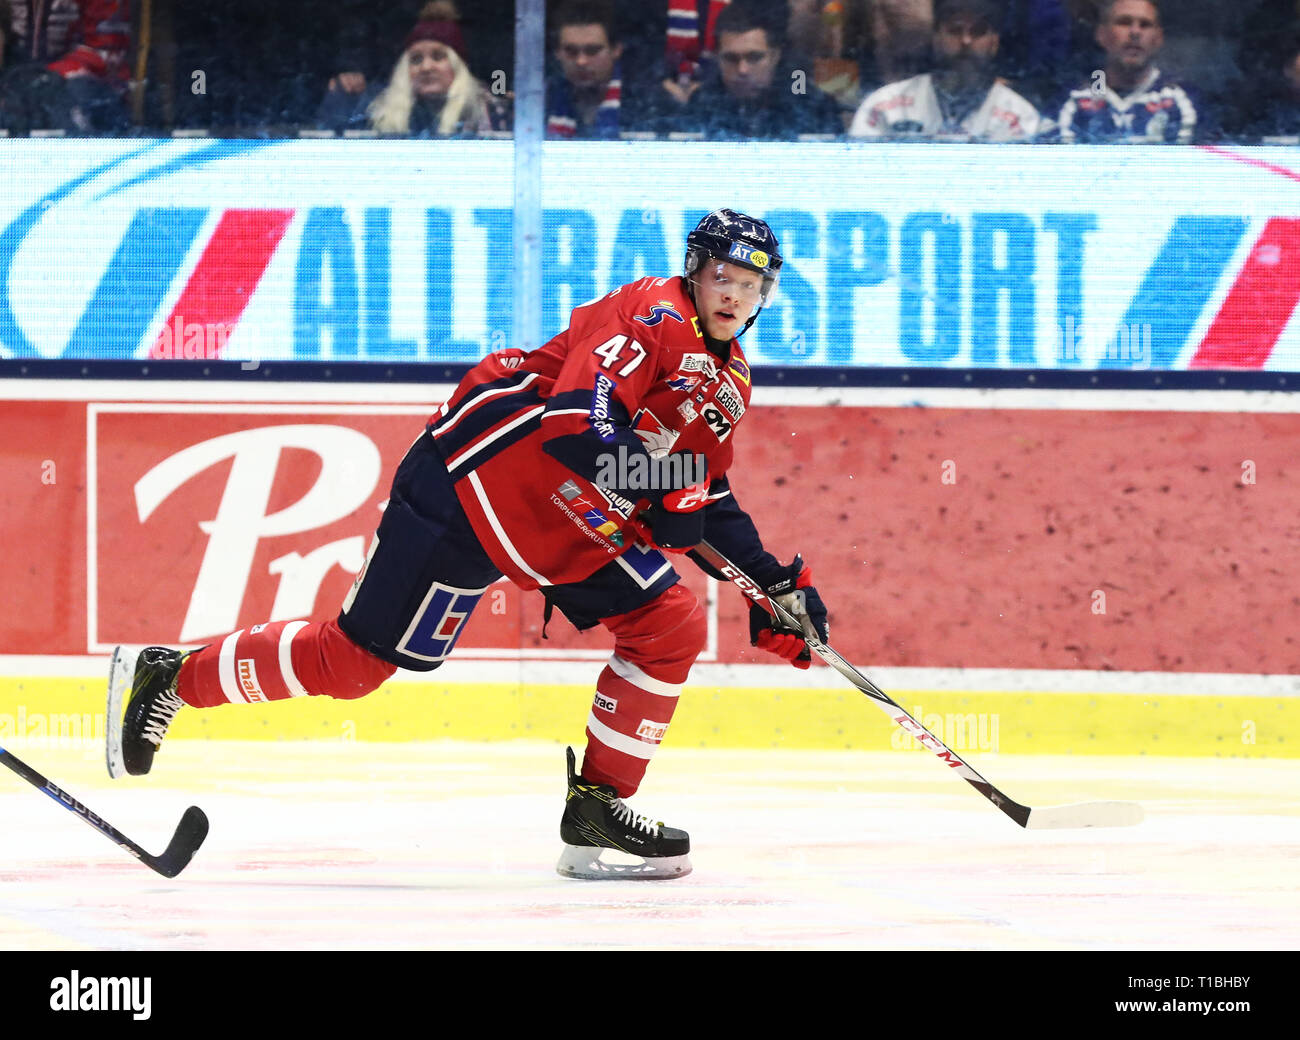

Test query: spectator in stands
[317,2,506,136]
[330,0,513,102]
[4,0,129,132]
[848,0,1042,140]
[673,1,843,137]
[0,0,73,133]
[646,0,794,105]
[548,0,641,138]
[1053,0,1203,142]
[1228,29,1300,140]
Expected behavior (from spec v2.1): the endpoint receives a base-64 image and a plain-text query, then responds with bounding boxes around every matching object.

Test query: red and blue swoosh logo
[0,141,291,359]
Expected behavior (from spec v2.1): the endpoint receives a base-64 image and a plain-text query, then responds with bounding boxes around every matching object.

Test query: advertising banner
[3,140,1300,371]
[5,382,1300,680]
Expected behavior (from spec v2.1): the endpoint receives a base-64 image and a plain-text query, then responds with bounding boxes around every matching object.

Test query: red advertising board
[4,390,1300,674]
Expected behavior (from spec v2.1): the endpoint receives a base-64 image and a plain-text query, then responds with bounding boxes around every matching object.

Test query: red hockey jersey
[428,275,754,589]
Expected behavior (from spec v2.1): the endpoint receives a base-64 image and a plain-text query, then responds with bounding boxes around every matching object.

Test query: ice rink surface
[0,740,1296,951]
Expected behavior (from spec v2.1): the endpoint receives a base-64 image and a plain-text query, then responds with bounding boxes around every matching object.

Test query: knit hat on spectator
[934,0,1003,26]
[405,0,469,63]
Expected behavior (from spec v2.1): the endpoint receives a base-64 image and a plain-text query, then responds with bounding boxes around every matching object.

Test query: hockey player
[106,210,830,881]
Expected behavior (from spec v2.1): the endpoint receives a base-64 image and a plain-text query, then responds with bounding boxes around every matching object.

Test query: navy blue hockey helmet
[684,209,782,336]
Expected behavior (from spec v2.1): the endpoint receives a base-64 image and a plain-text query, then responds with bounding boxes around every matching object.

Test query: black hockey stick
[0,745,208,877]
[695,540,1144,830]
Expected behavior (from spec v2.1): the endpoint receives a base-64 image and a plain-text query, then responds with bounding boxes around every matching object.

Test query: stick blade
[149,806,209,878]
[1025,800,1144,830]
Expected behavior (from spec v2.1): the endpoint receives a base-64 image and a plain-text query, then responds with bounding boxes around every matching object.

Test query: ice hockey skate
[106,646,189,779]
[556,747,691,880]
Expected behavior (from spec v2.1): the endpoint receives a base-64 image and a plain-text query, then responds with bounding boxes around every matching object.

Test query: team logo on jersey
[728,357,751,386]
[634,301,685,327]
[633,411,680,458]
[396,583,486,663]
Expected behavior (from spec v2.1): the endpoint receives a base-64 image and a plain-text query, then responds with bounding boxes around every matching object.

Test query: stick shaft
[0,746,151,860]
[694,540,1033,827]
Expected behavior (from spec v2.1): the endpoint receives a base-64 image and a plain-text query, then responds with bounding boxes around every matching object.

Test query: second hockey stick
[0,745,209,877]
[694,540,1144,830]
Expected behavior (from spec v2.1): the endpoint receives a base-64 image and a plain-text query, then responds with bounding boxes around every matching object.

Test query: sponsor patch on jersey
[636,719,668,744]
[558,479,583,501]
[590,373,617,441]
[665,374,697,393]
[715,380,745,421]
[249,623,268,634]
[728,356,751,386]
[701,402,733,442]
[633,301,685,327]
[594,693,618,713]
[236,659,267,703]
[678,398,698,424]
[678,353,714,374]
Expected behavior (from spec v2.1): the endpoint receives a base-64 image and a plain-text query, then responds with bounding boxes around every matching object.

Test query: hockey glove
[631,454,709,554]
[748,556,829,669]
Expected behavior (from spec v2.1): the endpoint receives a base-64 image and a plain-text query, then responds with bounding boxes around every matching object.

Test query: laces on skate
[611,799,661,837]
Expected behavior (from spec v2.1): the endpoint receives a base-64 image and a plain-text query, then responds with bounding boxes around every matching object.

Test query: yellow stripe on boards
[0,679,1292,757]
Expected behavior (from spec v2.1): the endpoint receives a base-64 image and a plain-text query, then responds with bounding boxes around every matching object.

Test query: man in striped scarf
[547,0,629,138]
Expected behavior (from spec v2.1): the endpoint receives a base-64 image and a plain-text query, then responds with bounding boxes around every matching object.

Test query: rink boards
[2,378,1298,757]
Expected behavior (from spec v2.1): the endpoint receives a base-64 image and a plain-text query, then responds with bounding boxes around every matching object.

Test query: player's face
[409,41,456,98]
[718,29,780,100]
[1097,1,1162,72]
[555,24,621,90]
[934,15,999,67]
[692,260,763,340]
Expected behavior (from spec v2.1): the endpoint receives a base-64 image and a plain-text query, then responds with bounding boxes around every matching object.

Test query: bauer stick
[0,745,208,877]
[694,540,1144,830]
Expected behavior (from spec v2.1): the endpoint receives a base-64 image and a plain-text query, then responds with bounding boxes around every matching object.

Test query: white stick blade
[1026,800,1145,830]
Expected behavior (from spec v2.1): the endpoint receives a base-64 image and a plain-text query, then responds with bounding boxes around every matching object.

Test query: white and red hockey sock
[176,617,396,708]
[581,584,707,798]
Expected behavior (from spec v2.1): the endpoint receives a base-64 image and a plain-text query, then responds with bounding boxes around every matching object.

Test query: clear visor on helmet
[698,258,780,308]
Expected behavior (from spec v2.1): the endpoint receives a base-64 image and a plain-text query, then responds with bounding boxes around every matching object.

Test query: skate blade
[556,844,692,881]
[105,646,137,779]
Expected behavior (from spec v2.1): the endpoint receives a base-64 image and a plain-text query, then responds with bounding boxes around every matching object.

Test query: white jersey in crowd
[849,73,1043,142]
